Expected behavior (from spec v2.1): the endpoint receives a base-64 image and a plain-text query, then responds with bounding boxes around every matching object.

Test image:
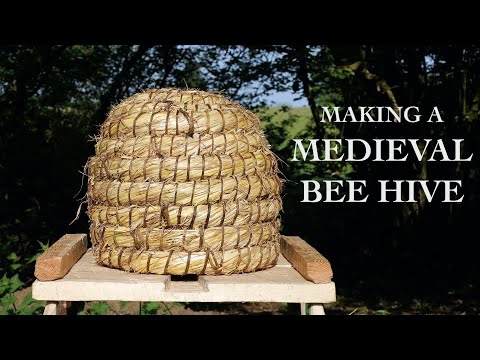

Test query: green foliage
[140,302,161,315]
[0,240,48,315]
[374,309,391,315]
[3,241,49,275]
[76,301,172,315]
[140,302,172,315]
[328,67,355,79]
[0,274,43,315]
[26,241,50,265]
[78,301,110,315]
[90,302,110,315]
[119,300,129,311]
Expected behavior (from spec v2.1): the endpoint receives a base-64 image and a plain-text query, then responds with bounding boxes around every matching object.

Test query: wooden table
[32,234,335,315]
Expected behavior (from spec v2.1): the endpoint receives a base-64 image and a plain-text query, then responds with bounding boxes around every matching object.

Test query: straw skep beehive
[87,88,282,275]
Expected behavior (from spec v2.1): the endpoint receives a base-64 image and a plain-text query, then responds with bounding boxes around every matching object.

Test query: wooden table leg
[309,304,325,315]
[300,303,307,315]
[43,301,69,315]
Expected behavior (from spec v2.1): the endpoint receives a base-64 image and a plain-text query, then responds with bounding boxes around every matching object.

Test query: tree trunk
[295,46,324,139]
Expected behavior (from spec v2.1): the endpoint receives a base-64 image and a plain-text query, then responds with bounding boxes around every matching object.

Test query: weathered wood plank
[34,234,88,281]
[280,235,333,284]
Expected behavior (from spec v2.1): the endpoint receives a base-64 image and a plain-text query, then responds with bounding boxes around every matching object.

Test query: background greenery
[1,45,479,314]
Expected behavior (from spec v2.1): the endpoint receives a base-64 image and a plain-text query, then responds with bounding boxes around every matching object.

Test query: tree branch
[159,45,175,88]
[335,61,400,114]
[362,68,400,114]
[334,61,363,72]
[469,82,480,119]
[94,45,151,124]
[28,45,68,97]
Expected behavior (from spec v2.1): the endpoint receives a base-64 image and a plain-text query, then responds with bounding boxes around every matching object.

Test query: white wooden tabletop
[32,249,336,304]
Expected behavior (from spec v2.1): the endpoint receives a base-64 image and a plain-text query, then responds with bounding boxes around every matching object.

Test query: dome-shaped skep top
[87,88,282,275]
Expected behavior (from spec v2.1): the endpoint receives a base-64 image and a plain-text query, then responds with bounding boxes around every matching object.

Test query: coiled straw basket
[87,88,283,275]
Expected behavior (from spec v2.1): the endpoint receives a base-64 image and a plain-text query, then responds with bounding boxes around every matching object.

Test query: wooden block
[280,235,333,284]
[35,234,88,281]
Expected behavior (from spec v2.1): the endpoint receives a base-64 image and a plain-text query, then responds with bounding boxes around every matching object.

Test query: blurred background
[1,45,479,314]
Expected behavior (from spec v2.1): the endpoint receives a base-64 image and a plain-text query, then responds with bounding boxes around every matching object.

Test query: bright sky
[264,91,308,107]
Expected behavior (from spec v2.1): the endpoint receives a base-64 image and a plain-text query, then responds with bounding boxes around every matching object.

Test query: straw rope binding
[87,88,283,275]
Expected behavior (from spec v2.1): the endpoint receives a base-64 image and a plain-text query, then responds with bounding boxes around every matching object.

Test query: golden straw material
[95,132,270,158]
[89,198,282,228]
[101,103,261,138]
[87,88,283,275]
[89,175,281,206]
[94,241,280,275]
[90,220,280,252]
[110,89,233,114]
[88,150,277,182]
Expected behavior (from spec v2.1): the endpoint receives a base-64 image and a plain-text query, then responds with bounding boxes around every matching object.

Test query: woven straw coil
[87,88,282,275]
